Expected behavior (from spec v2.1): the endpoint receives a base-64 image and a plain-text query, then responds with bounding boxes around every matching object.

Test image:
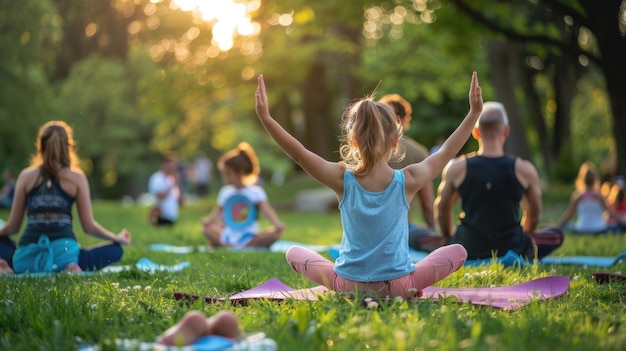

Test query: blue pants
[0,236,123,271]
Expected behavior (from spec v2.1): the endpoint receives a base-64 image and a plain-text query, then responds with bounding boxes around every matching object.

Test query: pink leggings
[286,244,467,299]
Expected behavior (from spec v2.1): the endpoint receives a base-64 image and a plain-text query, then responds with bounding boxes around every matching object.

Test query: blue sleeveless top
[334,170,415,282]
[451,155,528,259]
[19,176,76,246]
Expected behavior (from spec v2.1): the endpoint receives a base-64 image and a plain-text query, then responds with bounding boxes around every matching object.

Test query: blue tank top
[335,170,415,282]
[19,175,76,246]
[451,155,529,259]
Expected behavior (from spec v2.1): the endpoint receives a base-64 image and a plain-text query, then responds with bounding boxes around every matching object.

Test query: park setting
[1,0,625,350]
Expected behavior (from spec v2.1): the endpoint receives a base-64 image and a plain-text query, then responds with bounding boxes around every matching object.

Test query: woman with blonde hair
[0,121,130,274]
[556,162,620,234]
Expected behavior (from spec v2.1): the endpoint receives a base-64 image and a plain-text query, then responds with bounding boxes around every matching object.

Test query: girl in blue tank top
[255,72,483,298]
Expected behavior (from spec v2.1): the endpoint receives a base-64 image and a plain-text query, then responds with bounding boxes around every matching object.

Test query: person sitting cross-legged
[0,121,130,275]
[411,102,564,260]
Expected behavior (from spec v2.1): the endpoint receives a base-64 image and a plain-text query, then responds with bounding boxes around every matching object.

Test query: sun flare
[172,0,261,51]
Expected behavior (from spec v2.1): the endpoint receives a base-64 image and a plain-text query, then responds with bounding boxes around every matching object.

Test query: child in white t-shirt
[202,142,284,248]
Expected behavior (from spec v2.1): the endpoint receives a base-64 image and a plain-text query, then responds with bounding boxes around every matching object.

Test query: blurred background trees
[0,0,623,198]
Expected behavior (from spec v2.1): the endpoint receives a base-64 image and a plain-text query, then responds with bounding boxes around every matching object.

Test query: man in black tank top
[409,102,563,259]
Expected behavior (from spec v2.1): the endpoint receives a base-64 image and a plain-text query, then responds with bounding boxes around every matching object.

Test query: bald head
[476,102,509,137]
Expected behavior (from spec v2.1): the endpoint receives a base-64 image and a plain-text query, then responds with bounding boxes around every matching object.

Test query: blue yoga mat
[4,271,78,278]
[149,240,333,254]
[3,258,189,276]
[269,240,331,253]
[540,252,626,267]
[329,248,527,267]
[101,258,190,273]
[464,250,529,267]
[328,245,626,268]
[131,335,234,351]
[149,243,195,254]
[79,332,276,351]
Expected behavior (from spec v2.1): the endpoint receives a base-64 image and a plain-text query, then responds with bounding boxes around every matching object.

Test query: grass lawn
[0,175,625,350]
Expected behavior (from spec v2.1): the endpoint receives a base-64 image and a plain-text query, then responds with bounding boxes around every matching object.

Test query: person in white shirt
[149,153,184,226]
[202,142,284,248]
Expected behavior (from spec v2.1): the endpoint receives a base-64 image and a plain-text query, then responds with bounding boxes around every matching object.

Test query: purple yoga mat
[421,276,570,311]
[173,278,329,305]
[174,276,569,311]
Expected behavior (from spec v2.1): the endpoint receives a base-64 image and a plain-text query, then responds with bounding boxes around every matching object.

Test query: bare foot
[206,311,240,339]
[158,311,208,346]
[63,263,82,273]
[157,311,240,346]
[203,227,224,247]
[0,259,14,274]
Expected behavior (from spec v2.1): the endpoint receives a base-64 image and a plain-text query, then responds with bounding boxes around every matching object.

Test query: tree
[450,0,626,177]
[0,0,58,171]
[359,2,490,151]
[52,53,155,197]
[251,1,378,162]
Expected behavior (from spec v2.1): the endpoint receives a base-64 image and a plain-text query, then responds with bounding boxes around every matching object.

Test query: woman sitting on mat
[0,120,130,275]
[254,72,482,298]
[556,162,621,234]
[202,142,285,248]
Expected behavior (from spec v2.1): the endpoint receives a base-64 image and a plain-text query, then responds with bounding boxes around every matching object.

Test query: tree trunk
[513,52,553,173]
[487,42,533,161]
[580,0,626,177]
[551,52,581,164]
[302,59,334,161]
[602,64,626,178]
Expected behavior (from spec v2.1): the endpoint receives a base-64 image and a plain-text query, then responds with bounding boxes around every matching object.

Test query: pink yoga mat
[174,276,569,311]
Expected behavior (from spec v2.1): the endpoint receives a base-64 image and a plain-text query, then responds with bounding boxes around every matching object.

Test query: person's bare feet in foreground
[63,263,82,273]
[157,310,240,346]
[0,259,14,274]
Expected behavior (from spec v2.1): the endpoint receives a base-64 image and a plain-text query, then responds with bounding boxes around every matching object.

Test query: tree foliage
[448,0,625,178]
[0,0,622,197]
[0,0,59,171]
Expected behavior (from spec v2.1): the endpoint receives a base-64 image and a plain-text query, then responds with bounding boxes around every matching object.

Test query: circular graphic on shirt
[223,194,257,230]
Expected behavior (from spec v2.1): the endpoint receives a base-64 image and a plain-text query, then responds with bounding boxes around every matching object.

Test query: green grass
[0,178,625,351]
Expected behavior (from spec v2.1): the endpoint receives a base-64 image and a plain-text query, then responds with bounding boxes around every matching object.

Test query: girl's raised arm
[405,72,483,192]
[255,75,344,193]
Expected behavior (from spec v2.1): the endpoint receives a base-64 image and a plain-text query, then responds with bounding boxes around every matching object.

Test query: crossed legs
[0,238,121,273]
[285,244,467,298]
[0,259,13,274]
[202,216,283,248]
